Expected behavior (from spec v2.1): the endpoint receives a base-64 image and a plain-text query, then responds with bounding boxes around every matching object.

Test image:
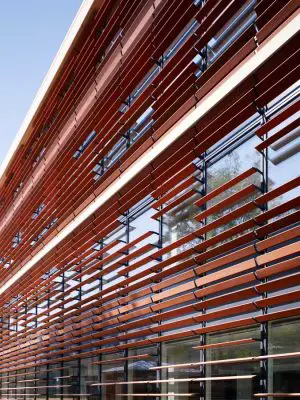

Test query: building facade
[0,0,299,399]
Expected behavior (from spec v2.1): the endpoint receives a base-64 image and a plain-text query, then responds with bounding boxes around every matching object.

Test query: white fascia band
[0,0,95,183]
[0,10,299,295]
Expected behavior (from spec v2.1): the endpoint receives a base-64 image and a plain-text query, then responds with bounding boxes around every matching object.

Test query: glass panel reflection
[269,318,300,394]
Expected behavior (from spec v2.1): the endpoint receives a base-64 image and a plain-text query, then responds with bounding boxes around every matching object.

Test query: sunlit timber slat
[90,375,257,386]
[92,354,152,365]
[254,395,300,398]
[116,395,199,397]
[150,351,300,370]
[192,338,260,350]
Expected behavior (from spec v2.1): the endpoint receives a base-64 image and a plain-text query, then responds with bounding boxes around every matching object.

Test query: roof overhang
[0,0,99,187]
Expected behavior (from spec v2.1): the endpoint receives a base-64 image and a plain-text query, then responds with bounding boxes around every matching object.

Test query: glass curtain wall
[0,25,299,400]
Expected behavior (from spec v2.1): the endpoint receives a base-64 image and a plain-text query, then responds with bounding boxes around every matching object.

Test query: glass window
[161,338,202,397]
[206,135,262,243]
[264,91,300,214]
[81,357,100,400]
[162,168,203,256]
[268,318,300,394]
[101,353,124,399]
[206,327,261,400]
[129,206,159,278]
[127,346,158,397]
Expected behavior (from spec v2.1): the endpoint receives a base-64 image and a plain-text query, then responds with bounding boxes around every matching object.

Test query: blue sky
[0,0,82,167]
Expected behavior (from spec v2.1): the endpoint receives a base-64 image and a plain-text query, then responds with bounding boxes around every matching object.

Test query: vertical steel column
[256,104,269,400]
[98,238,104,398]
[156,209,163,398]
[34,295,38,399]
[196,0,208,391]
[198,155,207,400]
[78,267,82,397]
[125,211,131,396]
[46,272,51,400]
